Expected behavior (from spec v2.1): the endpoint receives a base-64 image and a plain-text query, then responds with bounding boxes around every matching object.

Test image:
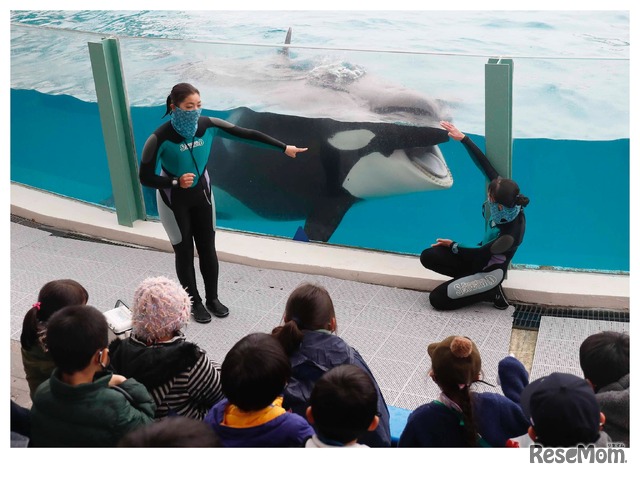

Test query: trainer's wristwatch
[172,178,179,187]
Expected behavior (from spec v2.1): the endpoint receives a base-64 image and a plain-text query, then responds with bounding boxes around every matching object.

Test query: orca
[203,29,454,242]
[207,107,451,242]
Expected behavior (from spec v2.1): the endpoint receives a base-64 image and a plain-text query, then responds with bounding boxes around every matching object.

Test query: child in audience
[30,305,155,447]
[509,372,611,447]
[305,364,380,448]
[109,276,224,420]
[204,332,314,447]
[399,335,528,447]
[272,283,391,447]
[118,416,221,447]
[497,354,530,404]
[579,331,629,446]
[10,400,31,447]
[20,279,89,398]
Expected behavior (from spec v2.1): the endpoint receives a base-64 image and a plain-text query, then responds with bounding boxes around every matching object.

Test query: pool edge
[11,183,630,312]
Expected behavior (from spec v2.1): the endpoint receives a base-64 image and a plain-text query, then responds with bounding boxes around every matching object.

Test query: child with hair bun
[109,276,224,420]
[399,335,528,447]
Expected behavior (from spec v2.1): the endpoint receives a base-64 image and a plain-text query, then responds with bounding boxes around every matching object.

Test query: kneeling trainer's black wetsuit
[420,136,526,310]
[140,116,286,305]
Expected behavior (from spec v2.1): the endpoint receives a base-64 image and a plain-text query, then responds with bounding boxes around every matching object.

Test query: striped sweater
[109,334,224,420]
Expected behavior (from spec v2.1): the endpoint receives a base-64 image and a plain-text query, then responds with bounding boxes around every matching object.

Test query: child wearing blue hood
[420,121,529,311]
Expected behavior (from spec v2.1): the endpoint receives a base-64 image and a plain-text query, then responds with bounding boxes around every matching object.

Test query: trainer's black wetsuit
[140,116,286,305]
[420,136,526,310]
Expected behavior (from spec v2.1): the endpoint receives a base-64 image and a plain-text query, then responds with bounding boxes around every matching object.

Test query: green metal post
[485,58,514,276]
[88,37,145,226]
[485,58,514,179]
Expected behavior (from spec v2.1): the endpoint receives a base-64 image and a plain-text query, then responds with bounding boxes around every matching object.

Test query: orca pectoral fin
[293,226,310,242]
[303,192,360,242]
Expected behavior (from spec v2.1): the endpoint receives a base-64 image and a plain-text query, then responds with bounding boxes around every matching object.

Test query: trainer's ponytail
[162,95,172,118]
[515,193,530,208]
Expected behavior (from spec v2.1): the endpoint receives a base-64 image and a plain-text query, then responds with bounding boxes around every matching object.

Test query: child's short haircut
[579,331,629,390]
[118,416,221,447]
[221,333,291,411]
[45,305,108,374]
[310,364,378,444]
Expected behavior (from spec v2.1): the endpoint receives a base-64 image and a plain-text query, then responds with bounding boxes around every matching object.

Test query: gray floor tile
[367,287,422,311]
[373,332,430,364]
[9,221,524,413]
[529,316,629,382]
[367,357,417,392]
[352,304,406,333]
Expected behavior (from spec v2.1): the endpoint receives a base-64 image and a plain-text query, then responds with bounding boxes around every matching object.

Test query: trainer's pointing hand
[285,145,308,158]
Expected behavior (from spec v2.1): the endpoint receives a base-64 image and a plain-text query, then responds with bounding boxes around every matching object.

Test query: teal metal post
[485,58,514,276]
[88,37,145,226]
[485,58,514,179]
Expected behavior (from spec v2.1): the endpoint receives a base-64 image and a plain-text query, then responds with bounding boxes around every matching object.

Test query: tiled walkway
[11,217,515,411]
[10,216,629,413]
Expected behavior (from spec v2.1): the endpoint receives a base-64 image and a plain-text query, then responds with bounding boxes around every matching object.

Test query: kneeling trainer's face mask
[486,201,521,225]
[171,107,202,139]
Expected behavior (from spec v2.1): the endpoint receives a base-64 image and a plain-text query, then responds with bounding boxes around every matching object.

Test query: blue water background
[9,10,630,272]
[10,89,629,272]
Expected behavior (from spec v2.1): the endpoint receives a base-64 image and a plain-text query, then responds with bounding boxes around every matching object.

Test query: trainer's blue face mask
[171,107,202,139]
[483,200,521,225]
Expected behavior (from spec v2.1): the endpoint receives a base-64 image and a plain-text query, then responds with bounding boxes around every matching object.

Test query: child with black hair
[305,364,380,448]
[272,282,391,447]
[579,331,629,446]
[118,416,221,447]
[204,332,314,447]
[29,305,156,447]
[20,279,89,398]
[399,335,528,447]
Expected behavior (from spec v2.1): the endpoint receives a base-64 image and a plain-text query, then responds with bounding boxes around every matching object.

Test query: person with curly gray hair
[109,276,224,420]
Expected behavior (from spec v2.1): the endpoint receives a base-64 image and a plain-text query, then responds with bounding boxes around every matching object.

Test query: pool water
[10,88,629,272]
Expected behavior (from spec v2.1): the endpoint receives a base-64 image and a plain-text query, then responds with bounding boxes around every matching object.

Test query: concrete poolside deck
[11,184,631,311]
[9,183,630,416]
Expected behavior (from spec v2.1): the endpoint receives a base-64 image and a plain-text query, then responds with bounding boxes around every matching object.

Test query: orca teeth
[406,147,448,178]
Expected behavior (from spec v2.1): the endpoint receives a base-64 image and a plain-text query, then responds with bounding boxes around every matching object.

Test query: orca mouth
[406,146,449,179]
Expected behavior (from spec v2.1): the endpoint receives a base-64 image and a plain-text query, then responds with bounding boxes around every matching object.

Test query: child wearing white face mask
[29,305,155,447]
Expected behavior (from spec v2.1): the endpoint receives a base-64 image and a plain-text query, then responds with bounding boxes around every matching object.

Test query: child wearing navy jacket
[204,333,313,447]
[399,335,529,447]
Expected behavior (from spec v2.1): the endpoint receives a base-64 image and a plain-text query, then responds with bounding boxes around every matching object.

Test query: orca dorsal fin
[280,27,292,57]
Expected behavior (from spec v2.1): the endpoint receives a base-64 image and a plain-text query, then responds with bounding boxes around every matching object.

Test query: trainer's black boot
[191,301,212,323]
[493,284,510,310]
[206,298,229,318]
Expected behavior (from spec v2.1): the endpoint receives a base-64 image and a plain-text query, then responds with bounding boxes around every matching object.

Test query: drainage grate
[512,303,630,330]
